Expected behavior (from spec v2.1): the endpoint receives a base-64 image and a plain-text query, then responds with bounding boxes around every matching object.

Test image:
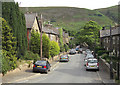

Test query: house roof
[25,13,37,28]
[42,27,58,35]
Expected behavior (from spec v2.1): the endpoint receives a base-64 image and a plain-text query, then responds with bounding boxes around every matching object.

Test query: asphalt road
[14,54,105,83]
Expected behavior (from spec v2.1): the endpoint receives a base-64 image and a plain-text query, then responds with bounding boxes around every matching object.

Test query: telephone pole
[40,14,43,60]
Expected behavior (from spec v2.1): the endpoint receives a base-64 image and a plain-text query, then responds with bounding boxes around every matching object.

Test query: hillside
[96,5,118,23]
[20,7,114,35]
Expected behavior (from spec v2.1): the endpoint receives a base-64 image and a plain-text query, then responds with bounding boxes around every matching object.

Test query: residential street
[3,53,116,84]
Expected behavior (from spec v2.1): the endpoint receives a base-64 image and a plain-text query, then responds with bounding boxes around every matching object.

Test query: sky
[14,0,120,10]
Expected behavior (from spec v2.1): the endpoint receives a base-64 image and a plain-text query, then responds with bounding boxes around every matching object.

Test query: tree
[59,28,65,52]
[2,18,17,74]
[42,33,51,59]
[50,41,60,57]
[75,20,102,48]
[30,30,40,55]
[2,2,27,59]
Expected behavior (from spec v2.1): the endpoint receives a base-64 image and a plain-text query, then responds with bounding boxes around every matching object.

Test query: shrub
[42,33,51,59]
[30,30,40,55]
[64,44,69,52]
[23,51,40,60]
[97,50,107,56]
[101,53,109,60]
[50,41,60,57]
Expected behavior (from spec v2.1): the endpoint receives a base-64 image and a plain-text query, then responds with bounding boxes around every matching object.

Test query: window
[112,36,115,44]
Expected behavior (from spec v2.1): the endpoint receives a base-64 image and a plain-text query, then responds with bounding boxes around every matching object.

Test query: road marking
[97,71,105,83]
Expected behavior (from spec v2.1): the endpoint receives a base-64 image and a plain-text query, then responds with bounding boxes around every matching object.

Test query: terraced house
[100,26,120,77]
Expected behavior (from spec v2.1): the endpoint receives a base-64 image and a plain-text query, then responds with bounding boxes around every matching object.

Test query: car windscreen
[35,61,46,65]
[88,60,97,63]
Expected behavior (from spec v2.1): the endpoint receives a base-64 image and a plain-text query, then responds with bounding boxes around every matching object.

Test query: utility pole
[109,25,113,79]
[40,14,43,60]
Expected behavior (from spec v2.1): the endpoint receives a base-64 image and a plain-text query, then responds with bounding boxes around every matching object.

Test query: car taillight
[60,57,61,59]
[86,62,88,66]
[33,65,35,67]
[66,58,68,59]
[44,66,46,68]
[97,63,99,66]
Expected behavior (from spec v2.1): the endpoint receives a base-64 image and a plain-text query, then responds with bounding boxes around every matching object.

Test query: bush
[64,44,69,52]
[50,41,60,57]
[23,51,40,60]
[101,53,109,60]
[97,50,107,56]
[2,54,11,75]
[42,33,51,59]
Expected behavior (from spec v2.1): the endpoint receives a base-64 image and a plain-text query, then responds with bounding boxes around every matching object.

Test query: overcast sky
[14,0,120,10]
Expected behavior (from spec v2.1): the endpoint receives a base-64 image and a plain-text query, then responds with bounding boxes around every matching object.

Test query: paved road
[12,54,112,83]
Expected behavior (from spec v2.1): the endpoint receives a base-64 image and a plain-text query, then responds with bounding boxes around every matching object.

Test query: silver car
[60,55,69,62]
[84,53,94,65]
[85,58,99,71]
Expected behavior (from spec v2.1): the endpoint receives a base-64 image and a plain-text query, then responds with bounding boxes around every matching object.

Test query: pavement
[2,59,59,83]
[2,53,117,84]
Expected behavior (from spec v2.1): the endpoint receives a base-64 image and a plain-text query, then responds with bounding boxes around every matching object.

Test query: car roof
[88,58,97,60]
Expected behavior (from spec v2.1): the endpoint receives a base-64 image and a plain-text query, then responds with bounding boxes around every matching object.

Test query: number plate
[91,66,94,67]
[37,66,42,68]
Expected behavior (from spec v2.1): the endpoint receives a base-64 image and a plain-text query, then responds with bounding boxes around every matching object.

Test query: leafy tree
[50,41,60,57]
[30,30,40,55]
[2,2,27,59]
[75,20,102,48]
[2,18,17,75]
[42,33,51,59]
[59,28,65,52]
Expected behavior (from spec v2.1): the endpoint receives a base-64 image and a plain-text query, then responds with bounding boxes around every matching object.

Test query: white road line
[97,71,105,83]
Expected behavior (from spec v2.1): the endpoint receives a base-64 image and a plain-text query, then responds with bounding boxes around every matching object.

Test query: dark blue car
[33,60,51,74]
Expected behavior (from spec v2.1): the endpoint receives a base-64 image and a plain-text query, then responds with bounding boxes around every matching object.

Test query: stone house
[25,13,40,50]
[100,26,120,55]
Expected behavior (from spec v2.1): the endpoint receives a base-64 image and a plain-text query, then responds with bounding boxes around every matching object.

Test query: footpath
[2,59,59,83]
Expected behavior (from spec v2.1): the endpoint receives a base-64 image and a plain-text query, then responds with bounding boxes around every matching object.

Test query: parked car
[33,60,51,73]
[69,49,76,54]
[85,49,92,56]
[76,48,79,51]
[60,55,69,62]
[84,54,94,65]
[85,58,99,71]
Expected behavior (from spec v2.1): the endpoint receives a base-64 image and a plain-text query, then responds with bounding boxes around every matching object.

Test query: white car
[85,58,99,71]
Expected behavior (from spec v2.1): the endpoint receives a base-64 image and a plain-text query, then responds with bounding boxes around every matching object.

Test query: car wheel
[45,70,48,74]
[86,69,88,71]
[97,69,99,71]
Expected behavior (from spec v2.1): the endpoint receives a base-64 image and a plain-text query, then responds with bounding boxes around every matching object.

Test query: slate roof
[42,27,58,35]
[100,27,120,38]
[25,13,37,28]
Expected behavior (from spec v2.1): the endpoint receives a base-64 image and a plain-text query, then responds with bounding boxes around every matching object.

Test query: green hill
[20,7,114,35]
[96,5,118,23]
